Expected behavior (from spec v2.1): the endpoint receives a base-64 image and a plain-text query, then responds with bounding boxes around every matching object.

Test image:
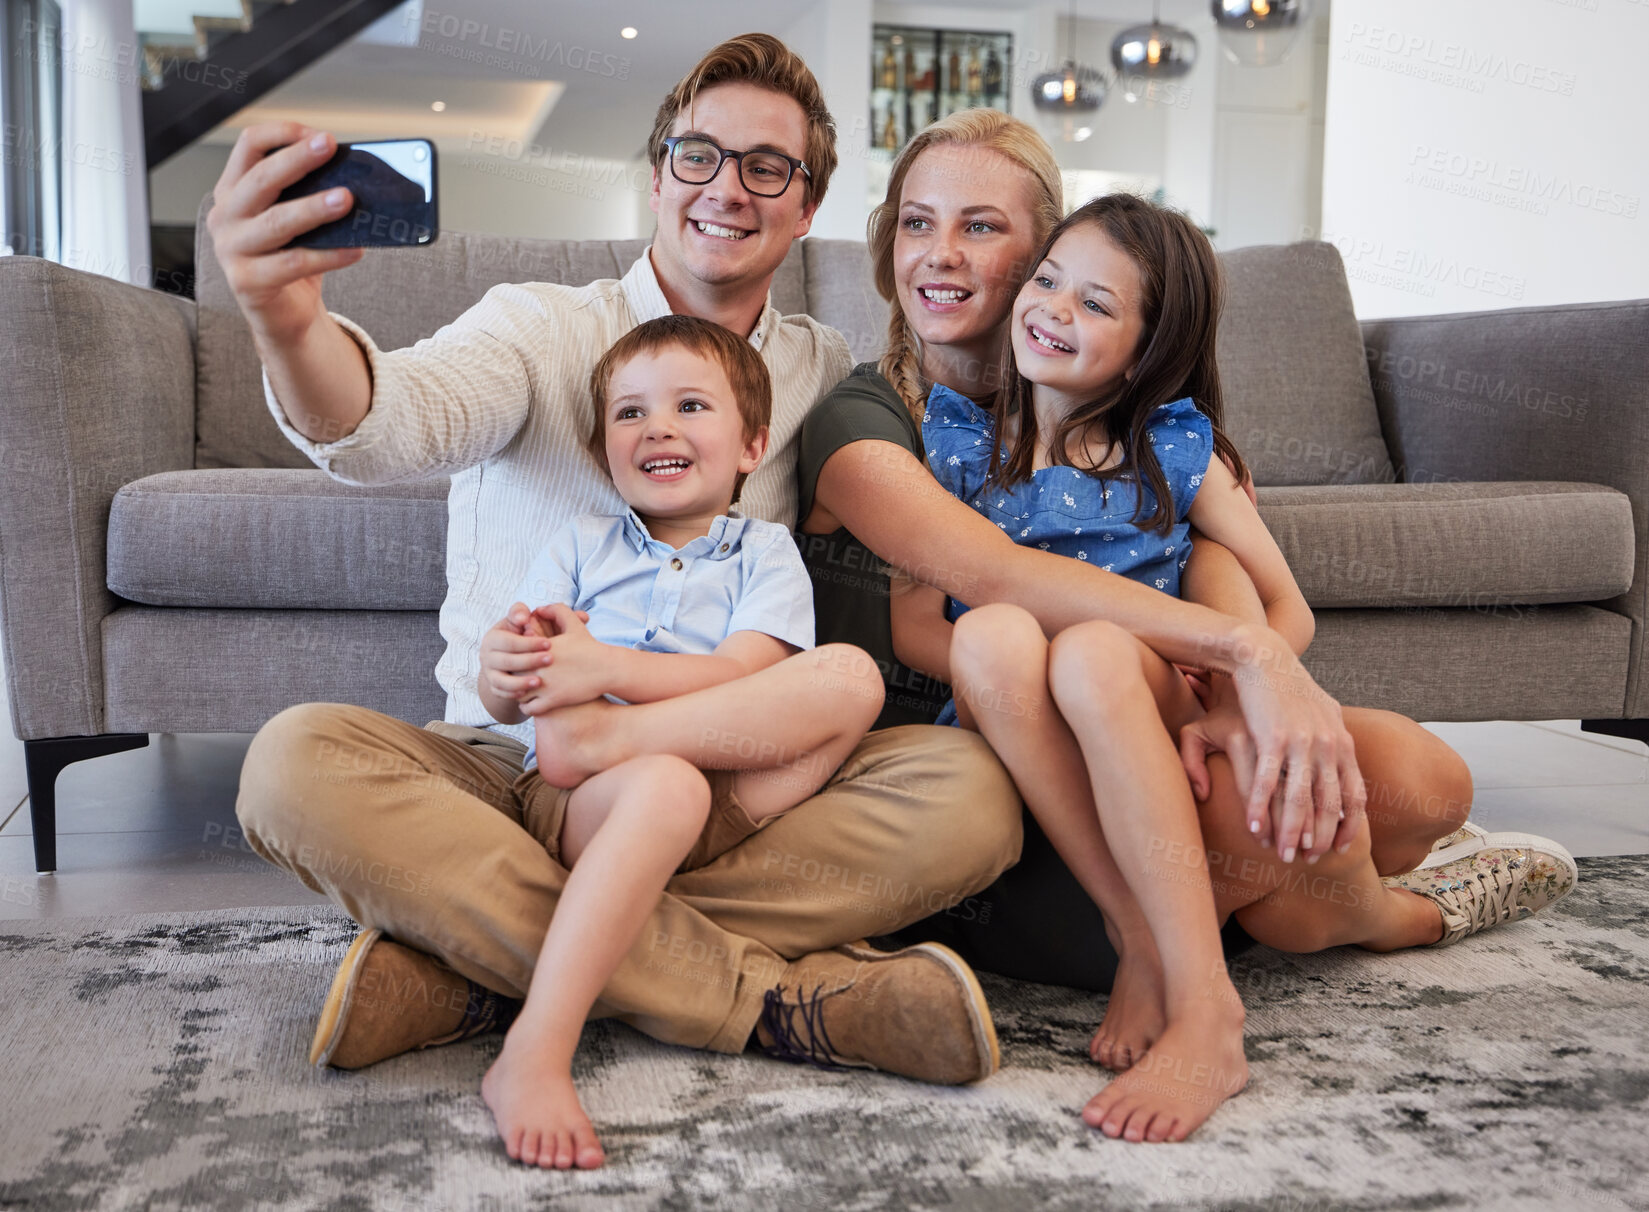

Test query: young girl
[893,194,1264,1143]
[887,195,1318,1151]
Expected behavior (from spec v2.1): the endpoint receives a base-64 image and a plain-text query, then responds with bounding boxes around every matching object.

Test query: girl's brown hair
[989,192,1248,537]
[867,108,1063,420]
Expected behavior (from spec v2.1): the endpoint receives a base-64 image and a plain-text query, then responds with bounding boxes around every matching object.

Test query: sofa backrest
[192,196,1391,485]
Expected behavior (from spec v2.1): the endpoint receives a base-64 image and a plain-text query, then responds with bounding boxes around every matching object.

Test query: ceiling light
[1032,0,1109,118]
[1111,3,1198,80]
[430,100,446,112]
[621,26,638,39]
[1212,0,1305,66]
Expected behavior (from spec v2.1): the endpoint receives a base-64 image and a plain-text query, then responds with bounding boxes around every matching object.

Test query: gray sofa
[3,200,1646,872]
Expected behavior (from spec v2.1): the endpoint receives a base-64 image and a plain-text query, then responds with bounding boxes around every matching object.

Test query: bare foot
[1081,1005,1248,1144]
[481,1040,605,1169]
[534,699,619,789]
[1089,947,1167,1072]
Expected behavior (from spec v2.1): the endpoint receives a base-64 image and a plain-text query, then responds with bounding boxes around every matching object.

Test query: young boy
[475,315,885,1171]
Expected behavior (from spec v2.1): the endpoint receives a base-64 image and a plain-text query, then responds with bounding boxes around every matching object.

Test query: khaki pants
[235,703,1021,1054]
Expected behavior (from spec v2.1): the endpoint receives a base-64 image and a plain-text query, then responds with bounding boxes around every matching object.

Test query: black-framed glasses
[660,136,810,198]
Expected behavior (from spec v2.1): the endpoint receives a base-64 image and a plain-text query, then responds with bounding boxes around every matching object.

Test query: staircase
[140,0,407,168]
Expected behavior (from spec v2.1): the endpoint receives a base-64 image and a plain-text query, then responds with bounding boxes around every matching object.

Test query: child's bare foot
[481,1042,605,1169]
[1081,1004,1247,1144]
[534,699,619,789]
[1089,947,1167,1072]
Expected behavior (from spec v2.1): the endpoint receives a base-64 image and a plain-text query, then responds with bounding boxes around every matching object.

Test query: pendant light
[1212,0,1306,67]
[1033,0,1108,116]
[1111,3,1198,80]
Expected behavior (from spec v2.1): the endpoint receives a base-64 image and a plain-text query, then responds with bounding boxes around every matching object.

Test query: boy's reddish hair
[588,315,772,501]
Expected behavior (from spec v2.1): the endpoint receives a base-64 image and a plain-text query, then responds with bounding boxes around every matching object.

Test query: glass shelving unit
[870,25,1013,157]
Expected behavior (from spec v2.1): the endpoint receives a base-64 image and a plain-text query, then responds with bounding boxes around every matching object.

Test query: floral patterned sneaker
[1384,834,1579,946]
[1417,820,1490,869]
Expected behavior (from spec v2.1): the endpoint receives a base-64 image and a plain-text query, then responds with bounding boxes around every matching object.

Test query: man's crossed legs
[235,703,1022,1078]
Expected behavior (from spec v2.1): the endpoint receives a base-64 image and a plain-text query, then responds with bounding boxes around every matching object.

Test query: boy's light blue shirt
[511,508,815,768]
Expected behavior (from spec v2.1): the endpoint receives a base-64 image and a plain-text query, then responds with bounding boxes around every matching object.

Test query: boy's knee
[812,643,885,719]
[627,755,712,818]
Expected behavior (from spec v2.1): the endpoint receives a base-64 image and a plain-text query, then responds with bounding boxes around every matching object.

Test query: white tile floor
[1,649,1644,920]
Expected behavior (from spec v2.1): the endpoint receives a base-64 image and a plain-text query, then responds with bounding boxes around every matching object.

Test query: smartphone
[279,138,438,249]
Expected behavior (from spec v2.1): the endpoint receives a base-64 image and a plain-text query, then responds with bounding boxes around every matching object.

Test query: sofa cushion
[192,197,810,471]
[108,470,450,609]
[1218,242,1395,487]
[103,606,447,733]
[1257,481,1635,608]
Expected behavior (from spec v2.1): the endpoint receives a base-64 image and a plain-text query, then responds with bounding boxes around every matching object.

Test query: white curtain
[59,0,149,285]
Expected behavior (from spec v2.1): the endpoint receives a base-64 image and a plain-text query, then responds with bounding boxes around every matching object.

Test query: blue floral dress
[923,383,1215,726]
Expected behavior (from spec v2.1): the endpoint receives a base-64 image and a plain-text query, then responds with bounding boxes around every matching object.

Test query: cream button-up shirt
[264,249,851,745]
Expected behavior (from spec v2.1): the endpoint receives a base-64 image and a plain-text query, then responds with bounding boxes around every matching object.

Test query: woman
[794,110,1574,1132]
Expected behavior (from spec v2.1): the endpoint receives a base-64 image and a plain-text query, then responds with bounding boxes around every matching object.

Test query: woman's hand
[1212,626,1365,863]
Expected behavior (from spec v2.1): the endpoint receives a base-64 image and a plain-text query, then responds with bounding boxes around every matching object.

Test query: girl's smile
[1010,223,1146,416]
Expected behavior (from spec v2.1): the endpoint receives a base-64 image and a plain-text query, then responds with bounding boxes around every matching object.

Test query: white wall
[1322,0,1649,318]
[60,0,151,284]
[780,0,873,241]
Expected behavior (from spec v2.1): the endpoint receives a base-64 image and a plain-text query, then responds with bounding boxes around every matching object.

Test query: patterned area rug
[2,856,1647,1212]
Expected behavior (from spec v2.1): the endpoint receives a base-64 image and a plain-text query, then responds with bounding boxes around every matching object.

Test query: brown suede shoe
[754,940,1000,1085]
[309,930,516,1069]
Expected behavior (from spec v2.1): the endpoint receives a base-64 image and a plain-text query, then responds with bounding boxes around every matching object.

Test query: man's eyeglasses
[660,136,810,199]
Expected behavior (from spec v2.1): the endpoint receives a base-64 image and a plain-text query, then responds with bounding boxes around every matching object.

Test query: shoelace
[1436,860,1520,931]
[757,982,848,1070]
[453,981,520,1041]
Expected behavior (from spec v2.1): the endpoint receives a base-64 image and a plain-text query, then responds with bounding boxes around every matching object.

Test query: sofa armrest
[1361,298,1649,716]
[0,258,196,740]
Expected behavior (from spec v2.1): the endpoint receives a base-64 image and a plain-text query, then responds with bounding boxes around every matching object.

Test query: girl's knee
[1047,620,1142,700]
[951,605,1046,685]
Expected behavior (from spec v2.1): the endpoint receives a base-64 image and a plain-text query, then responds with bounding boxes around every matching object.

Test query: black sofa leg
[1580,719,1649,752]
[23,734,150,874]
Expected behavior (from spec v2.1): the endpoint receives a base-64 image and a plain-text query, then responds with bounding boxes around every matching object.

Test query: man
[223,34,1020,1084]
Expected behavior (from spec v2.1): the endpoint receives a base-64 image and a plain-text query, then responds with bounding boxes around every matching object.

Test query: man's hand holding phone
[206,123,364,350]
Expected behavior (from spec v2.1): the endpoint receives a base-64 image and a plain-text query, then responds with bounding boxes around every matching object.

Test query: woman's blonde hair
[867,109,1063,419]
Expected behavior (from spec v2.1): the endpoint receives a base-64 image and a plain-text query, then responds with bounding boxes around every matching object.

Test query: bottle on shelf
[881,108,899,150]
[880,43,897,90]
[985,44,1004,101]
[947,43,962,98]
[966,41,983,103]
[903,42,915,90]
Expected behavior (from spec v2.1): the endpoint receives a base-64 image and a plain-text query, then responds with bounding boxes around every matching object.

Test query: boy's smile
[602,346,766,546]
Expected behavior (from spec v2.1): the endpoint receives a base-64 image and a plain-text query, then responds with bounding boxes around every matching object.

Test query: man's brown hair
[647,33,838,207]
[588,315,773,502]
